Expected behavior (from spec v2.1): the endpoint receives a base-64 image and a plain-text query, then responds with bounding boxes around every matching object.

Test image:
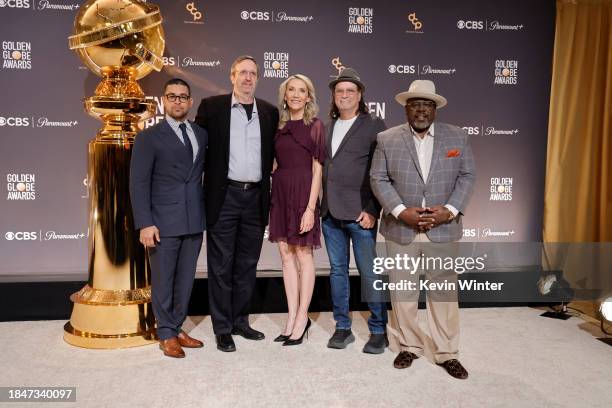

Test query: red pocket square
[446,149,461,158]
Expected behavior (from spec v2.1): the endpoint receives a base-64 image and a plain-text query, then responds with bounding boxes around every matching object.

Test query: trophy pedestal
[63,285,157,349]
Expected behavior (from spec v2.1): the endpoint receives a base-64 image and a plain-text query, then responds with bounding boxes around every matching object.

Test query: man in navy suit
[130,78,208,358]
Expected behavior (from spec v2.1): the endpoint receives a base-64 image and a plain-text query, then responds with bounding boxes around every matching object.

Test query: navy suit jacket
[130,119,208,237]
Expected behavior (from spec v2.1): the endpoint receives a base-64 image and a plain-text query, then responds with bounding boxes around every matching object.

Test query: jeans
[322,215,388,334]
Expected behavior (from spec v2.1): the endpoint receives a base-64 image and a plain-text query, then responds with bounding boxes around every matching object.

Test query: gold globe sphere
[68,0,165,80]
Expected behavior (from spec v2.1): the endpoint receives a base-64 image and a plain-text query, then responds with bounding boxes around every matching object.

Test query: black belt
[227,179,261,190]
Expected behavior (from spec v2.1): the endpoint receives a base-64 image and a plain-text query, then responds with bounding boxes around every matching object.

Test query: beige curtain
[544,0,612,242]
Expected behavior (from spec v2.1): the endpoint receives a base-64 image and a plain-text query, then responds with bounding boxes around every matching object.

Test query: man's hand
[140,226,160,248]
[424,205,453,228]
[398,207,434,231]
[356,211,376,229]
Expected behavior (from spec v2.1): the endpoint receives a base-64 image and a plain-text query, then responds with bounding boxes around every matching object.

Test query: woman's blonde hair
[277,74,319,129]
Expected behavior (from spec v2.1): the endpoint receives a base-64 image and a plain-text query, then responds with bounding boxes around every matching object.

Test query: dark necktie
[179,123,193,163]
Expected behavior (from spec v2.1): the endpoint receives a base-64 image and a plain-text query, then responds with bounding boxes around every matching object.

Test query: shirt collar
[166,115,190,132]
[231,93,258,113]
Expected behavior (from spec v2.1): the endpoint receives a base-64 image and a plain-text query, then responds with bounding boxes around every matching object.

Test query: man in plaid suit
[370,79,475,379]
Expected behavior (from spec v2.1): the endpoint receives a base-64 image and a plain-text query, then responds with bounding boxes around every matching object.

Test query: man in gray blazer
[322,68,388,353]
[130,78,207,358]
[370,80,475,379]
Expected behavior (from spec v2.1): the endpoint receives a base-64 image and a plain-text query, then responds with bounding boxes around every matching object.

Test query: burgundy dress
[269,118,326,248]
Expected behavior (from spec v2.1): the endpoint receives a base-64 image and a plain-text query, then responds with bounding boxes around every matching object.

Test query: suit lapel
[222,95,232,166]
[326,120,335,158]
[334,113,366,157]
[399,124,424,182]
[427,128,444,185]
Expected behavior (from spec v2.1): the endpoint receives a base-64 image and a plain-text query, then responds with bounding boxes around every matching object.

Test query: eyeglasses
[165,94,190,103]
[406,101,436,110]
[334,89,358,96]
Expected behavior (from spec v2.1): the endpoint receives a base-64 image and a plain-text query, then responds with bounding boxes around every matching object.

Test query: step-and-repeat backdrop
[0,0,555,280]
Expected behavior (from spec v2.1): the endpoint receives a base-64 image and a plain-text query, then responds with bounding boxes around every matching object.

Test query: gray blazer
[370,122,475,244]
[322,113,386,220]
[130,120,208,237]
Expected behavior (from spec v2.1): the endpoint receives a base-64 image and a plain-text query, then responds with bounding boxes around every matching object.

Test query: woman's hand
[300,207,315,234]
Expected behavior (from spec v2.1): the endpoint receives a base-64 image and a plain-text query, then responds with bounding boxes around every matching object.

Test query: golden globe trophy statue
[63,0,165,348]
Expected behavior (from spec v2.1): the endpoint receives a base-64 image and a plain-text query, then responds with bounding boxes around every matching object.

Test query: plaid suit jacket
[370,122,476,244]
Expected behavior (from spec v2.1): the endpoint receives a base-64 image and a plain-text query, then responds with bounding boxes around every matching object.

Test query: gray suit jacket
[370,122,475,244]
[322,113,386,220]
[130,120,208,237]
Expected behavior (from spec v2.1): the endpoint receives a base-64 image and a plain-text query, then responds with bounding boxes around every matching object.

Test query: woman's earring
[283,101,287,110]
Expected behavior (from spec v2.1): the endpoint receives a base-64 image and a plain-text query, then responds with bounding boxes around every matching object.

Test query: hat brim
[329,78,365,91]
[395,91,447,108]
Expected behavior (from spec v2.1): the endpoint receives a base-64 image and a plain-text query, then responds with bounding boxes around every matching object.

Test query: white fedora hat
[394,79,447,108]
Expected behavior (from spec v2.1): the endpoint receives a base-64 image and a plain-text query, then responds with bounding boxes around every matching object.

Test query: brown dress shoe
[393,351,419,369]
[177,330,204,348]
[437,359,469,379]
[159,337,185,358]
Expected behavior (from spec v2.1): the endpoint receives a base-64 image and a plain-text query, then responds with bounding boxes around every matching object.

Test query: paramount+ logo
[5,231,38,241]
[241,10,270,21]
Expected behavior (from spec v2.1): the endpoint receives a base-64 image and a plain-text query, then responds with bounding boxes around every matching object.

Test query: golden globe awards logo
[263,51,289,78]
[348,7,373,34]
[490,177,513,201]
[494,59,518,85]
[6,173,36,200]
[2,41,32,70]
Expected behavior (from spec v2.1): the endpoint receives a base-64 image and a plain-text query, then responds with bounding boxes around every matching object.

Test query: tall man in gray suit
[370,80,475,379]
[322,68,388,353]
[130,78,207,358]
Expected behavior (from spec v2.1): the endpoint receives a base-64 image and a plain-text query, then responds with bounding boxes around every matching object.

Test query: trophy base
[63,286,157,349]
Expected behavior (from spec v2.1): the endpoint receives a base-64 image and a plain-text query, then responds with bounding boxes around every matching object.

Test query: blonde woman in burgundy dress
[269,74,326,346]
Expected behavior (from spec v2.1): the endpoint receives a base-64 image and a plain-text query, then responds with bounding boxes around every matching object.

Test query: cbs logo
[162,57,176,66]
[5,231,38,241]
[240,11,270,21]
[0,0,31,8]
[0,117,30,127]
[457,20,484,30]
[388,65,415,74]
[462,229,477,238]
[462,126,480,135]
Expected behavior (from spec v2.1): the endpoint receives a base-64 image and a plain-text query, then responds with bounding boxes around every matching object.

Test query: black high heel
[282,318,311,346]
[274,334,290,342]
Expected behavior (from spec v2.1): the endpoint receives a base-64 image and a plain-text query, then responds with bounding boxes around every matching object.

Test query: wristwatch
[447,211,455,222]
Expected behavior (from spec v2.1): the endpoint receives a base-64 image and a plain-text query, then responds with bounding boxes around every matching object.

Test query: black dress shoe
[437,359,469,379]
[231,326,265,340]
[274,334,291,342]
[215,334,236,352]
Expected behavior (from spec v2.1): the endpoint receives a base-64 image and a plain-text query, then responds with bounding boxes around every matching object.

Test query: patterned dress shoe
[437,359,469,379]
[159,337,185,358]
[231,326,265,340]
[393,351,419,369]
[177,330,204,348]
